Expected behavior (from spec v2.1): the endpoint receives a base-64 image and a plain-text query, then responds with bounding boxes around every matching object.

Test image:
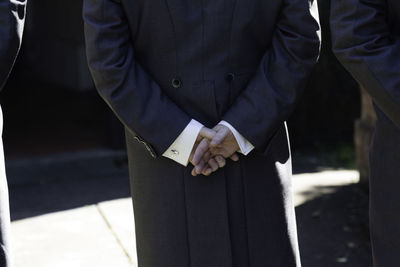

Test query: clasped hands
[189,125,240,176]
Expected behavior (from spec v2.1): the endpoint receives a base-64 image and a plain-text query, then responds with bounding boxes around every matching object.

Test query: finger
[210,128,229,147]
[202,167,213,176]
[195,135,202,142]
[230,153,239,162]
[192,138,210,165]
[212,125,223,132]
[204,151,212,164]
[195,159,206,175]
[193,163,210,176]
[199,127,216,140]
[207,158,219,172]
[210,147,231,159]
[214,155,226,168]
[195,151,211,174]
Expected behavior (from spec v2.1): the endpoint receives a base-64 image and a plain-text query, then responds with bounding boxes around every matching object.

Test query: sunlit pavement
[293,170,359,206]
[10,170,359,267]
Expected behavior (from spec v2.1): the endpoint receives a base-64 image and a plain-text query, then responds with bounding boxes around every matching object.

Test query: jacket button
[171,78,182,88]
[226,73,235,83]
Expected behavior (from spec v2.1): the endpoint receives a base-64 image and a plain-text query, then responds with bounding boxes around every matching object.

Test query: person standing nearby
[331,1,400,266]
[0,0,26,266]
[84,0,320,266]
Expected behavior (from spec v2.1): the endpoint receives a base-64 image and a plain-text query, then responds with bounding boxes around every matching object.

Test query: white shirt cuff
[219,120,254,156]
[162,119,204,166]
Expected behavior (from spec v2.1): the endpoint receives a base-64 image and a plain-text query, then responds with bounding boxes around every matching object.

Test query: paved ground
[6,150,372,267]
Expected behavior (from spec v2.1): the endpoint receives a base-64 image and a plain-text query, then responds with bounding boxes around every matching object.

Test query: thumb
[199,127,216,140]
[210,127,229,147]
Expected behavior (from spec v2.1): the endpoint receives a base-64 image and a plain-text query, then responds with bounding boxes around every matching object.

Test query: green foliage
[315,143,356,169]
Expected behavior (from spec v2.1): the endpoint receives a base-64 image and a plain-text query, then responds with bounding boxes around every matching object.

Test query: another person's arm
[0,0,26,89]
[331,0,400,128]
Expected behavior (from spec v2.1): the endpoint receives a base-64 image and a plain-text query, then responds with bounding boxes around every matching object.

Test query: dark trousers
[369,109,400,267]
[0,106,11,267]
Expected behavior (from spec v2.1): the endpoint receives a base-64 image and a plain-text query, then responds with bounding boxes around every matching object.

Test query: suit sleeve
[0,0,26,90]
[331,0,400,128]
[83,0,191,157]
[222,0,321,153]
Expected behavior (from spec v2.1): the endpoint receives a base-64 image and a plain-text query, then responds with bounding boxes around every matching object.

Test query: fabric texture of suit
[84,0,320,266]
[331,0,400,266]
[0,0,26,266]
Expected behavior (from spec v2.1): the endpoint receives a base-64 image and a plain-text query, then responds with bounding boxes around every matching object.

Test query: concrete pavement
[12,201,135,267]
[10,169,361,267]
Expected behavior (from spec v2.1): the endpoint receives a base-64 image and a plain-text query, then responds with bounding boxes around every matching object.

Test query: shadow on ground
[296,184,372,267]
[7,154,372,266]
[8,153,131,221]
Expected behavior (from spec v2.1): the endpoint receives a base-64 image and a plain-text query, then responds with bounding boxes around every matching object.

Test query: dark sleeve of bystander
[0,0,26,90]
[331,0,400,128]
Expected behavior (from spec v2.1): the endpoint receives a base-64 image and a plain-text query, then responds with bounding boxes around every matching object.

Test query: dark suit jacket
[331,1,400,266]
[0,0,26,266]
[84,0,320,158]
[84,0,320,266]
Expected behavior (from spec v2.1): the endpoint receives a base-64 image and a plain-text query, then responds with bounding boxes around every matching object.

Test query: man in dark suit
[331,1,400,266]
[0,0,26,266]
[84,0,320,266]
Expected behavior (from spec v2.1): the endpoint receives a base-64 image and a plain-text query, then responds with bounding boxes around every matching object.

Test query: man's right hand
[189,127,239,176]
